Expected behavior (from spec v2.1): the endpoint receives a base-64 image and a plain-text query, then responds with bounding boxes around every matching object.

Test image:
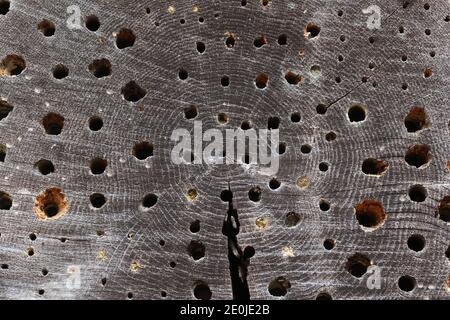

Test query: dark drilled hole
[85,15,100,31]
[285,212,300,227]
[116,28,136,49]
[38,19,55,37]
[188,240,205,260]
[0,191,12,210]
[407,234,425,252]
[404,106,428,132]
[52,64,69,79]
[142,193,158,208]
[133,141,153,160]
[348,105,366,122]
[193,281,212,300]
[1,54,26,76]
[255,73,268,89]
[90,193,106,208]
[355,199,386,228]
[35,159,55,175]
[88,116,103,131]
[42,113,64,135]
[405,144,431,168]
[398,275,416,292]
[0,100,13,121]
[121,81,146,102]
[248,187,261,202]
[408,185,427,202]
[89,58,111,78]
[346,253,371,278]
[362,158,388,175]
[268,276,291,296]
[90,158,107,175]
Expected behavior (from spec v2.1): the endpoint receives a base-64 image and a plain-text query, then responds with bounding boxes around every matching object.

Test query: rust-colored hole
[354,199,386,229]
[346,253,371,278]
[423,67,432,78]
[361,158,389,176]
[437,196,450,223]
[404,106,428,132]
[0,54,26,76]
[116,28,136,49]
[285,71,302,85]
[405,144,431,168]
[38,19,55,37]
[255,73,268,89]
[33,187,68,220]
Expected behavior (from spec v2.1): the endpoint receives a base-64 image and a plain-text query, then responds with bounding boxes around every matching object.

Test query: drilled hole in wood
[277,143,286,155]
[348,104,366,122]
[405,106,428,132]
[178,68,188,80]
[190,220,200,233]
[323,239,335,250]
[268,276,291,297]
[285,71,302,85]
[319,199,330,211]
[1,264,8,269]
[285,212,300,227]
[133,141,153,160]
[90,193,106,209]
[188,240,205,260]
[248,187,261,202]
[88,116,103,131]
[316,292,332,300]
[290,112,301,123]
[255,73,268,89]
[437,196,450,223]
[405,144,431,168]
[0,100,13,121]
[0,144,5,162]
[305,22,320,38]
[0,54,26,76]
[0,191,12,210]
[89,58,111,78]
[38,19,55,37]
[407,234,425,252]
[90,158,107,175]
[398,275,416,292]
[184,105,198,119]
[193,281,212,300]
[42,112,64,135]
[319,162,329,172]
[220,189,233,202]
[269,178,280,190]
[316,104,327,115]
[85,15,100,31]
[254,35,267,48]
[33,187,68,220]
[221,76,230,87]
[300,144,312,154]
[217,113,228,124]
[362,158,388,176]
[277,34,287,45]
[355,199,386,229]
[240,120,252,130]
[423,68,432,78]
[35,159,55,175]
[267,117,279,130]
[408,185,427,202]
[116,28,136,49]
[52,64,69,79]
[0,0,9,15]
[325,131,336,141]
[346,253,371,278]
[196,41,205,53]
[142,193,157,208]
[121,81,146,102]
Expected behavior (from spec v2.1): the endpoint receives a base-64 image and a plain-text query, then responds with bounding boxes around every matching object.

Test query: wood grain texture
[0,0,449,300]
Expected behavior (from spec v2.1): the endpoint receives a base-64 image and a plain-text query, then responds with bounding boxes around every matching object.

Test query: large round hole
[90,158,107,175]
[405,144,431,168]
[362,158,389,176]
[42,112,64,135]
[408,185,427,202]
[354,199,386,229]
[33,187,68,220]
[268,276,291,297]
[89,58,111,78]
[38,19,56,37]
[116,28,136,49]
[404,106,428,132]
[35,159,55,175]
[346,253,371,278]
[398,275,416,292]
[121,81,147,102]
[90,193,106,209]
[0,191,12,210]
[348,105,366,122]
[188,240,205,260]
[407,234,425,252]
[133,141,153,160]
[193,281,212,300]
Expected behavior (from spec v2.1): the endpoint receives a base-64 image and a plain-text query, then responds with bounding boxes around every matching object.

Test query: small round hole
[220,190,233,202]
[178,68,188,80]
[188,240,205,260]
[285,72,302,85]
[348,105,366,122]
[408,185,427,202]
[52,64,69,79]
[325,132,336,141]
[346,253,370,278]
[269,178,280,190]
[290,112,301,123]
[398,275,416,292]
[221,76,230,87]
[255,73,268,89]
[190,220,200,233]
[285,212,300,227]
[319,162,329,172]
[361,158,388,176]
[35,159,55,175]
[196,41,206,54]
[89,58,112,78]
[277,34,287,45]
[268,276,291,296]
[305,22,320,38]
[0,191,12,210]
[254,36,267,48]
[300,144,312,154]
[225,35,235,48]
[248,187,262,202]
[133,141,153,160]
[184,106,198,120]
[90,158,107,175]
[316,104,327,115]
[319,200,330,211]
[85,15,100,31]
[38,19,55,37]
[323,239,335,250]
[193,281,212,300]
[88,116,103,131]
[42,113,64,135]
[121,81,147,102]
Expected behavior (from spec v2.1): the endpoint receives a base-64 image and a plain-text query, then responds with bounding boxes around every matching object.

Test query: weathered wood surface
[0,0,449,300]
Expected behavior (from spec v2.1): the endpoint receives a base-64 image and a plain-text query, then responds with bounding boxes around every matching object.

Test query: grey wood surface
[0,0,449,300]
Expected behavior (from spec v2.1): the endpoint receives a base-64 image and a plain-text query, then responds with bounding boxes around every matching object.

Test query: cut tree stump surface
[0,0,449,300]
